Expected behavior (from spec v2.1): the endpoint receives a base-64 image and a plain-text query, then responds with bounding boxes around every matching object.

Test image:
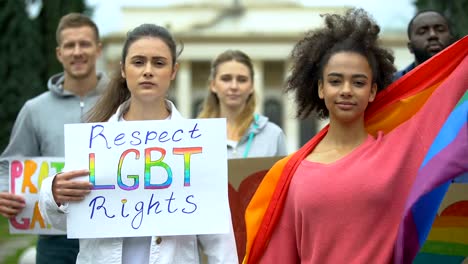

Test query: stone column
[176,61,192,118]
[283,61,299,152]
[252,60,264,114]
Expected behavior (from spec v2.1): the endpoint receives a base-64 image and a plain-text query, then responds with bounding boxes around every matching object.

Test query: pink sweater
[260,86,455,263]
[261,130,420,263]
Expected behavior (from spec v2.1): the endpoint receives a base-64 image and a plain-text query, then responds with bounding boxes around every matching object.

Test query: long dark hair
[86,24,180,122]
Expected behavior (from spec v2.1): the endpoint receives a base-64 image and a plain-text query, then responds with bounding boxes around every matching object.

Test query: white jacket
[39,100,238,264]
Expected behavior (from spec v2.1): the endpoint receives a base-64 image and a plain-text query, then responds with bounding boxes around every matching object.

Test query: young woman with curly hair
[243,8,468,264]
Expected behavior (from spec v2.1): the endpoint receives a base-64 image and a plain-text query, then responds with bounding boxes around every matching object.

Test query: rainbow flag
[243,36,468,264]
[395,86,468,261]
[412,183,468,264]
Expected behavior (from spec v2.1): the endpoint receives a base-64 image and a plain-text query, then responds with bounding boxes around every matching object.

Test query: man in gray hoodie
[0,13,108,264]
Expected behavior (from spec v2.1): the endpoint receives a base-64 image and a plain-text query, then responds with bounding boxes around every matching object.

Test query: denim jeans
[36,235,79,264]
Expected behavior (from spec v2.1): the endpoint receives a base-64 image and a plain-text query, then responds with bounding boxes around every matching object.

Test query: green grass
[0,217,37,264]
[0,216,12,242]
[3,243,36,264]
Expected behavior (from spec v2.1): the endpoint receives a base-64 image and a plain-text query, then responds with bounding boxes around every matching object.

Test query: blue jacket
[227,114,287,159]
[393,62,416,81]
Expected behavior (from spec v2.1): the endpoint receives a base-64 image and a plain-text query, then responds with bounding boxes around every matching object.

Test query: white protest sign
[65,118,230,238]
[8,157,65,234]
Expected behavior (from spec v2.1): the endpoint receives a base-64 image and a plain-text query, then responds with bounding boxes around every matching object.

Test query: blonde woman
[199,50,287,158]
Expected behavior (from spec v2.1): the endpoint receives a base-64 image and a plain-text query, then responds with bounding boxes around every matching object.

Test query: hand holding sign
[0,192,26,218]
[52,169,93,205]
[7,157,66,234]
[64,119,230,238]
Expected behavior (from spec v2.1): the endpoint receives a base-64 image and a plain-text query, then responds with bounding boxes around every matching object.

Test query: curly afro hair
[286,8,396,119]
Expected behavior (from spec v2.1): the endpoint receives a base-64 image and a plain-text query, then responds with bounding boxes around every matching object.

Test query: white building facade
[101,0,412,152]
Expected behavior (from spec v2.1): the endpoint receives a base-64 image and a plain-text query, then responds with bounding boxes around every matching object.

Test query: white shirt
[121,110,172,264]
[38,100,238,264]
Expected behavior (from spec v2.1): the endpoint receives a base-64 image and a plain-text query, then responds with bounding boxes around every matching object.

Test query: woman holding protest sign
[198,50,287,159]
[243,8,468,264]
[39,24,238,264]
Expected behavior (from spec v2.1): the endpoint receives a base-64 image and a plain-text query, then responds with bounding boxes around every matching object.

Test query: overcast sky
[86,0,416,36]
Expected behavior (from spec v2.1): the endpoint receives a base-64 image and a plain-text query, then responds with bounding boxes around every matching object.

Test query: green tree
[414,0,468,38]
[0,0,44,150]
[36,0,90,80]
[0,0,90,151]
